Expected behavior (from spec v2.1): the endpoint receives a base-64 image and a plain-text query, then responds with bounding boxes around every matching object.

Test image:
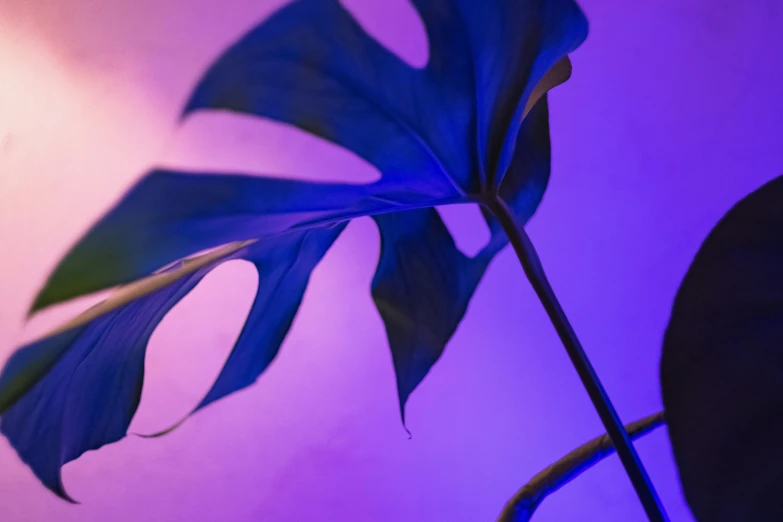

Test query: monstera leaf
[661,175,783,521]
[0,0,588,500]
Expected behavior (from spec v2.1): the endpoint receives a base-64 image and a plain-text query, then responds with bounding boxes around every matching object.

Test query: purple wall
[0,0,780,520]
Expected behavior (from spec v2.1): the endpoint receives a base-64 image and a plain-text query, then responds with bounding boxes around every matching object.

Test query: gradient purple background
[0,0,781,520]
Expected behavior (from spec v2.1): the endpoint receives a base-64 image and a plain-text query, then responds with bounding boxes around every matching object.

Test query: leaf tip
[63,495,80,505]
[178,102,197,123]
[49,478,78,505]
[132,416,188,439]
[398,400,413,439]
[27,291,53,318]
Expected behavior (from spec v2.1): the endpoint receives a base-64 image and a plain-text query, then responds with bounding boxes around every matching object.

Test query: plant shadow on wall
[0,0,780,520]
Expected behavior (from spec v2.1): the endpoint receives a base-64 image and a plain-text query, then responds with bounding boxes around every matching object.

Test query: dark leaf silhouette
[0,0,587,499]
[661,175,783,521]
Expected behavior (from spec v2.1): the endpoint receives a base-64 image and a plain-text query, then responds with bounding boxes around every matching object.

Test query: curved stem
[497,411,666,522]
[486,196,668,521]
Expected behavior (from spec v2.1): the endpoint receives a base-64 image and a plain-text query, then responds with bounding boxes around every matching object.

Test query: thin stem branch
[486,196,668,522]
[497,411,666,522]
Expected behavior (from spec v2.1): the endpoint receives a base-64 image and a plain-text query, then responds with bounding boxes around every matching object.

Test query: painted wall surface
[0,0,780,520]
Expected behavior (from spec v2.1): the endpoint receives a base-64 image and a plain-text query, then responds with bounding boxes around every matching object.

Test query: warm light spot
[0,15,177,335]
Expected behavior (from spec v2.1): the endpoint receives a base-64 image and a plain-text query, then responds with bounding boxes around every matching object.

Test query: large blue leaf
[0,225,343,500]
[1,0,588,499]
[661,175,783,521]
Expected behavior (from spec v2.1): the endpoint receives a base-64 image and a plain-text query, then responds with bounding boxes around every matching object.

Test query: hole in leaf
[437,203,492,258]
[342,0,429,68]
[130,259,258,434]
[160,112,380,184]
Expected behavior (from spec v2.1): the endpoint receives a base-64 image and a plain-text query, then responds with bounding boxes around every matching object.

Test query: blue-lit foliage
[0,0,590,508]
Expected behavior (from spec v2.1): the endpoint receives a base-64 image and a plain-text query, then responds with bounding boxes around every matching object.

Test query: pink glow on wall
[0,0,781,520]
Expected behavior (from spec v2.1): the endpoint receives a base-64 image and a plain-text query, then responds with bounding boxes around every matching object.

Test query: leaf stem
[497,411,666,522]
[486,196,668,521]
